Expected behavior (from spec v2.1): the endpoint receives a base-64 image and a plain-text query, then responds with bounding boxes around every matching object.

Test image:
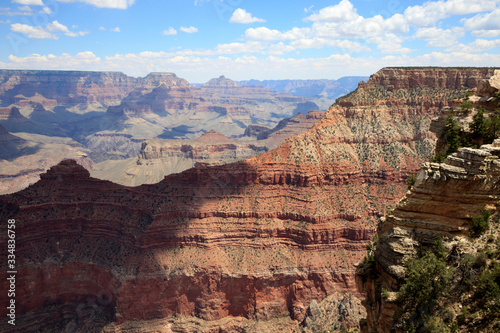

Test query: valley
[0,70,363,194]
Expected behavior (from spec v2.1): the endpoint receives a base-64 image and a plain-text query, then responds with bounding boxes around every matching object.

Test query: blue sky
[1,0,499,82]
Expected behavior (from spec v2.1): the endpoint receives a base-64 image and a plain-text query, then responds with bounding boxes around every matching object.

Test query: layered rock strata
[0,70,188,112]
[0,67,496,332]
[356,70,500,332]
[357,143,500,332]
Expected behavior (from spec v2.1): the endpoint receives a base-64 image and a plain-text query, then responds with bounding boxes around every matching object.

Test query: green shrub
[396,240,454,332]
[470,108,488,140]
[470,210,491,236]
[432,151,447,163]
[460,100,473,113]
[485,112,500,144]
[406,173,417,190]
[475,261,500,313]
[443,115,462,155]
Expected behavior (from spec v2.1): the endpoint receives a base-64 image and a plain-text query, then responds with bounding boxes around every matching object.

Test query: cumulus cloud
[215,41,266,54]
[415,27,464,47]
[229,8,266,24]
[110,27,120,32]
[10,20,88,39]
[245,26,310,41]
[463,8,500,32]
[162,27,177,36]
[447,38,500,53]
[305,0,358,22]
[369,34,412,55]
[290,38,370,52]
[11,23,56,39]
[471,30,500,38]
[404,0,498,27]
[180,26,198,33]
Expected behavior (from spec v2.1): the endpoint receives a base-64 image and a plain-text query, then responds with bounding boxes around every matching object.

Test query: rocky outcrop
[357,143,500,332]
[356,69,500,333]
[0,67,496,332]
[366,67,496,91]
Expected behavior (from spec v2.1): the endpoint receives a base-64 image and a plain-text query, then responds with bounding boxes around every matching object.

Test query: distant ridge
[237,77,368,100]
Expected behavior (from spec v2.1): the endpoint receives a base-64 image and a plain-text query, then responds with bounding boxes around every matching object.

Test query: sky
[0,0,499,83]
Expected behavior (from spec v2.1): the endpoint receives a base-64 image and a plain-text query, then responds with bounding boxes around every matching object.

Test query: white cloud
[10,20,88,39]
[7,51,101,69]
[463,8,500,31]
[304,0,358,22]
[471,30,500,38]
[11,23,56,39]
[99,26,106,31]
[110,27,120,32]
[40,6,52,14]
[257,1,409,43]
[290,38,370,52]
[215,41,265,54]
[18,6,33,11]
[404,0,498,27]
[229,8,266,24]
[162,27,177,35]
[0,7,33,16]
[267,42,295,55]
[46,20,70,33]
[245,26,310,41]
[56,0,135,9]
[415,27,464,47]
[369,34,412,54]
[13,0,44,5]
[447,38,500,53]
[245,27,286,41]
[180,26,198,33]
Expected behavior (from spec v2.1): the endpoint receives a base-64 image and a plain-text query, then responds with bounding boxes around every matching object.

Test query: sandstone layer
[357,143,500,333]
[0,67,496,332]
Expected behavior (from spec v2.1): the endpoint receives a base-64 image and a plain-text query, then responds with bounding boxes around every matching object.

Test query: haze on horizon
[0,0,499,82]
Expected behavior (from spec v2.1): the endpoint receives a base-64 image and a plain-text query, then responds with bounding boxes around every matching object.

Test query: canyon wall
[0,70,189,112]
[0,67,496,332]
[356,68,500,332]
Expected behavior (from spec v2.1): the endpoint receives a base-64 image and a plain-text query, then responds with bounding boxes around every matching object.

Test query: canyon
[0,70,338,194]
[92,111,326,187]
[0,67,498,333]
